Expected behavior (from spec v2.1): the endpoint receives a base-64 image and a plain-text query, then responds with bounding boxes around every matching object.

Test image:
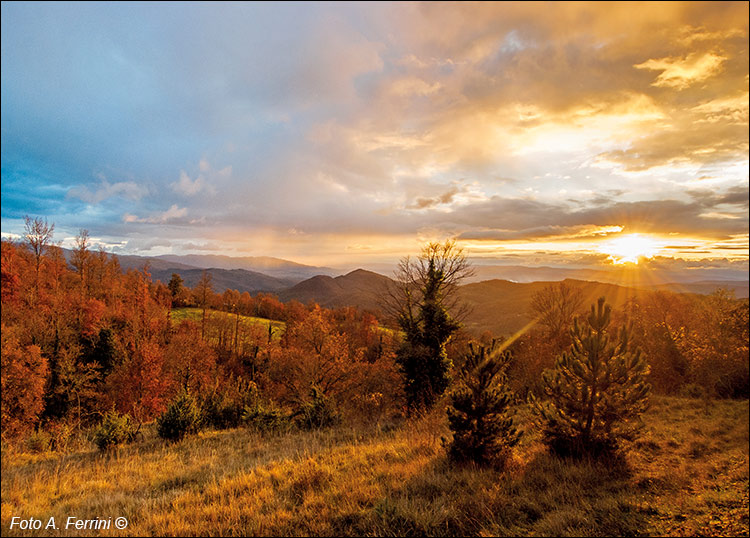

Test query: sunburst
[598,233,662,264]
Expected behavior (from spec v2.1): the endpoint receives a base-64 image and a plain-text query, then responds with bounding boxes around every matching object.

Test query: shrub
[295,385,340,430]
[242,401,290,433]
[25,429,52,453]
[93,410,137,451]
[156,390,202,441]
[445,341,520,467]
[533,297,650,457]
[201,378,258,430]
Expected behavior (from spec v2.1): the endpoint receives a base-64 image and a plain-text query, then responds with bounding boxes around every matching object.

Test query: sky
[1,1,748,271]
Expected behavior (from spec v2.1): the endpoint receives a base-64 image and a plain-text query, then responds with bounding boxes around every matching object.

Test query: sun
[598,233,661,264]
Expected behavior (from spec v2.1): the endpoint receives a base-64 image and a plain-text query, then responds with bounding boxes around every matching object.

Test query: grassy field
[2,396,748,536]
[171,307,286,339]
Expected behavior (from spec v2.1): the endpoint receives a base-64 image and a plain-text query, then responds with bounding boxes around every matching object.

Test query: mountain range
[61,250,748,336]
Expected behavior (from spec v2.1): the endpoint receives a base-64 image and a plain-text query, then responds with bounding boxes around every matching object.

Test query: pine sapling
[446,341,520,467]
[533,297,651,457]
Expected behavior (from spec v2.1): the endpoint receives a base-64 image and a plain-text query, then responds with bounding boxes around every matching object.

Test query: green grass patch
[171,308,285,339]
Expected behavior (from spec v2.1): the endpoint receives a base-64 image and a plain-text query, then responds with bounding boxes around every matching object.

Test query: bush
[201,379,258,430]
[25,429,52,453]
[295,385,340,430]
[242,401,290,433]
[445,341,520,467]
[93,410,137,451]
[156,390,202,441]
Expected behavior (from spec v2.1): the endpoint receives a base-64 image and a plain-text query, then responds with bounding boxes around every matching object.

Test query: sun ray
[597,233,663,264]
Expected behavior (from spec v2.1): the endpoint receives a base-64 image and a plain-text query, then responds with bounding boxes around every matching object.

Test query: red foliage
[1,325,49,436]
[108,339,172,421]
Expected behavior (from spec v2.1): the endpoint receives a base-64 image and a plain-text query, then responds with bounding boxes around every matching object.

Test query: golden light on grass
[598,233,663,264]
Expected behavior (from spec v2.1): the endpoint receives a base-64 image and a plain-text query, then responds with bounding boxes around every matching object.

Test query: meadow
[2,396,747,537]
[170,307,286,339]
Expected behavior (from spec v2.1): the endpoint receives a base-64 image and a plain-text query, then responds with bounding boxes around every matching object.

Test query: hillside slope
[2,397,746,537]
[278,269,392,311]
[458,278,648,336]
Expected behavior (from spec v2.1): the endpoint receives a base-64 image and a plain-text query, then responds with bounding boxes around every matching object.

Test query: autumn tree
[194,270,213,339]
[624,291,691,393]
[1,240,24,310]
[675,290,749,398]
[165,321,217,394]
[1,325,49,436]
[386,240,473,412]
[107,338,171,422]
[270,306,358,404]
[533,297,650,457]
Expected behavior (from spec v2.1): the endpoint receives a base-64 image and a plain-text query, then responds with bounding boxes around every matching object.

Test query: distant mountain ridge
[58,249,748,335]
[155,254,337,281]
[150,267,295,294]
[464,264,749,286]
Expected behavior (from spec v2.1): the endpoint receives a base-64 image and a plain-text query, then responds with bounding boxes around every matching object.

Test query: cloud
[171,171,209,196]
[635,52,726,89]
[459,225,623,242]
[170,160,226,196]
[121,237,173,252]
[123,204,188,224]
[67,179,148,204]
[407,186,460,210]
[2,2,747,266]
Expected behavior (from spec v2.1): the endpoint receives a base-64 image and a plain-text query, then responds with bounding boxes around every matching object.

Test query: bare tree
[23,216,55,295]
[384,240,474,329]
[71,229,91,297]
[530,281,584,347]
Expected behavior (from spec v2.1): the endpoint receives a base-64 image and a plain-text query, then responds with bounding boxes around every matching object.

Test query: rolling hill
[457,278,649,336]
[278,269,393,311]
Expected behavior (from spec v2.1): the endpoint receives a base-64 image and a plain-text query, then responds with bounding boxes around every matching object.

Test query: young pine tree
[534,297,651,457]
[446,341,520,467]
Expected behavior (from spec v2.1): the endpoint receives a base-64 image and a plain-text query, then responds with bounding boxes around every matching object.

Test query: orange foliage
[1,325,49,436]
[107,339,172,421]
[165,321,218,394]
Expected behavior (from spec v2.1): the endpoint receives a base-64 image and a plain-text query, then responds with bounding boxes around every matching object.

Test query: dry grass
[2,396,747,536]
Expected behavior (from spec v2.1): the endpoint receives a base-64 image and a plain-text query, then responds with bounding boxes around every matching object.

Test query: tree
[530,281,584,349]
[445,341,520,467]
[1,325,49,436]
[385,240,473,412]
[23,216,55,298]
[165,321,217,394]
[194,270,213,340]
[167,273,184,302]
[533,297,651,457]
[71,229,91,297]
